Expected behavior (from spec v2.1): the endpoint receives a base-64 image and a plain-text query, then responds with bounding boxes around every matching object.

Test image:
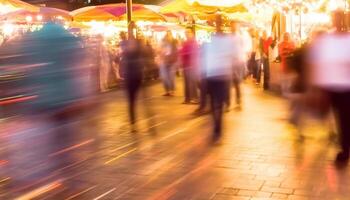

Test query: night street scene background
[1,0,350,199]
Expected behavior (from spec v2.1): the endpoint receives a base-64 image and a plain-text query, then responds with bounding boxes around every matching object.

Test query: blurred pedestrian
[160,31,178,96]
[278,32,295,96]
[194,44,209,115]
[260,31,274,90]
[230,21,245,109]
[202,15,235,141]
[144,40,158,81]
[6,18,93,185]
[20,19,92,117]
[308,11,350,164]
[121,22,146,126]
[98,35,113,92]
[253,30,262,85]
[180,28,199,104]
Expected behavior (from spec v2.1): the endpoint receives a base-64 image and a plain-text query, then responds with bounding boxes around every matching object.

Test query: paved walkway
[0,80,349,200]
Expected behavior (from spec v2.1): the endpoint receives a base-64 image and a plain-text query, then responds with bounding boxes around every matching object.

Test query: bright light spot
[88,21,105,35]
[103,24,118,37]
[36,15,43,21]
[328,0,344,11]
[306,13,331,24]
[2,23,14,36]
[26,16,33,22]
[57,15,63,20]
[0,4,17,15]
[136,21,153,27]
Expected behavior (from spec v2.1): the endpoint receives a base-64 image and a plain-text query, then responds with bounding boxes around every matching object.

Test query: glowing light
[25,16,33,22]
[2,23,15,36]
[36,15,43,21]
[103,24,118,37]
[88,21,105,35]
[0,4,17,15]
[57,15,63,20]
[306,13,331,24]
[136,21,153,27]
[327,0,344,11]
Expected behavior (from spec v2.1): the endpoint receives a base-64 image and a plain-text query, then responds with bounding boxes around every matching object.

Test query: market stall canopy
[0,0,38,14]
[0,7,72,22]
[161,11,189,23]
[145,23,184,32]
[71,3,166,22]
[160,0,247,14]
[191,23,215,31]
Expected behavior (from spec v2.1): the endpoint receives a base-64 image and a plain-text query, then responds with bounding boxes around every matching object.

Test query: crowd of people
[2,10,350,166]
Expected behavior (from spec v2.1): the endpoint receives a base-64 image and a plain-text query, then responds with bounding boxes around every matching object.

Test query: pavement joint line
[14,180,62,200]
[139,121,167,132]
[11,171,60,193]
[104,123,191,164]
[0,177,10,184]
[111,141,138,152]
[93,188,116,200]
[49,139,95,157]
[12,166,89,194]
[119,120,167,136]
[104,148,137,164]
[112,117,204,153]
[53,157,90,173]
[65,185,97,200]
[146,155,215,200]
[133,115,161,125]
[158,128,186,141]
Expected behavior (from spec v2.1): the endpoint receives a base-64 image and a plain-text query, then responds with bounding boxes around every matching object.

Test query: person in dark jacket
[121,24,146,126]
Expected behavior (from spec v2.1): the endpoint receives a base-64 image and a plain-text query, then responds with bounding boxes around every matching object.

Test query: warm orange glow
[187,0,244,7]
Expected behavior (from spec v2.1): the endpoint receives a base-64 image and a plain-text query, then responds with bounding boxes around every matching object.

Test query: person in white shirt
[230,21,245,109]
[202,15,236,141]
[309,10,350,164]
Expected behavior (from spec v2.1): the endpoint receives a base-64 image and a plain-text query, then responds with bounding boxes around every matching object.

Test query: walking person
[230,21,245,109]
[252,30,262,85]
[121,22,146,126]
[4,18,93,186]
[260,31,274,90]
[278,32,295,96]
[98,35,113,92]
[308,11,350,164]
[180,28,199,104]
[160,31,178,96]
[194,44,209,115]
[202,15,235,141]
[115,31,128,80]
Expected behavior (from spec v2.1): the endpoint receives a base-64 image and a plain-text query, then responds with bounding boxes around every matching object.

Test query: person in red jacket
[179,28,199,104]
[278,32,295,95]
[260,31,274,89]
[279,32,295,72]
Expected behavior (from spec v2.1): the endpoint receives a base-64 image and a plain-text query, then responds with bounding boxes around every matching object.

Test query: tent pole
[126,0,133,38]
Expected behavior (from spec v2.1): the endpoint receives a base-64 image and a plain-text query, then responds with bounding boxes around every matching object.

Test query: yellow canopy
[72,7,116,21]
[72,4,166,22]
[1,7,72,22]
[160,0,247,14]
[0,0,38,13]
